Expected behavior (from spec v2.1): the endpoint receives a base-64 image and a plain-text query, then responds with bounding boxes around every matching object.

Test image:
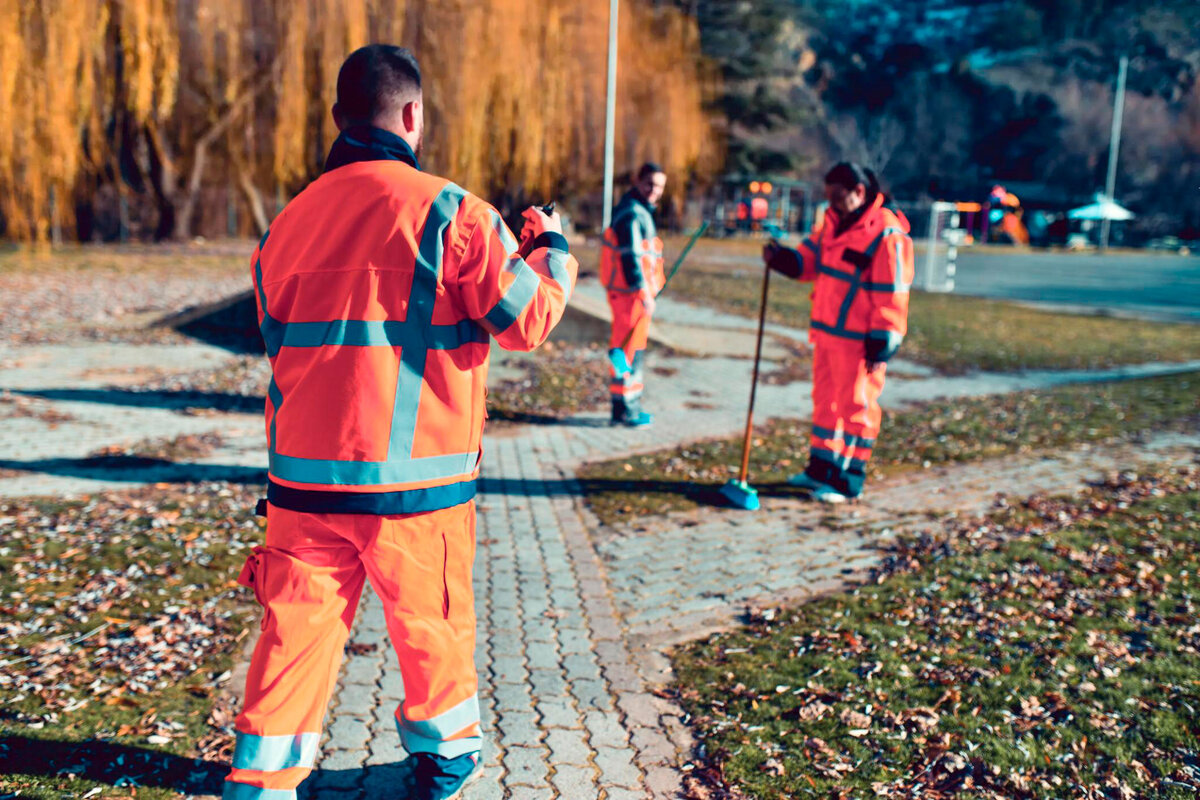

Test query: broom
[719,256,772,511]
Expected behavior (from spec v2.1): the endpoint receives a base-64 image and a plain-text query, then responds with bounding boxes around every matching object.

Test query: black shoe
[410,752,482,800]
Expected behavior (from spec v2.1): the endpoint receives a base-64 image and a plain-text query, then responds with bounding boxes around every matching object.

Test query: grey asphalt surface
[948,250,1200,322]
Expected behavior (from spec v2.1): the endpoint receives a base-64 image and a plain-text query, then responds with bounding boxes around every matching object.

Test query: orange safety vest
[785,194,914,361]
[253,126,577,515]
[600,190,664,294]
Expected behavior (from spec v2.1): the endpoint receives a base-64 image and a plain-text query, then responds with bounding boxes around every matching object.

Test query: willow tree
[262,0,717,215]
[0,0,718,242]
[0,2,104,242]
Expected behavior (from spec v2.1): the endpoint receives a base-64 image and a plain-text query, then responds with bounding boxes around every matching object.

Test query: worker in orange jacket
[223,45,577,800]
[763,162,913,503]
[600,163,666,426]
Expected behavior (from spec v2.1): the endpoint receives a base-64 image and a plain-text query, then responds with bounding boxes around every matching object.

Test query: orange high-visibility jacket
[600,190,664,294]
[770,194,913,362]
[253,126,577,515]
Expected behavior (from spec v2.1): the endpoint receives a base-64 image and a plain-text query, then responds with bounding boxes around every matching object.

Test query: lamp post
[601,0,618,231]
[1100,55,1128,250]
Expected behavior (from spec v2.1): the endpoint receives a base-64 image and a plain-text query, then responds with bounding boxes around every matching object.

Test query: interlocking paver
[536,697,583,730]
[496,709,544,749]
[326,717,372,750]
[502,744,552,787]
[550,763,601,798]
[544,727,593,766]
[592,746,643,789]
[584,710,630,749]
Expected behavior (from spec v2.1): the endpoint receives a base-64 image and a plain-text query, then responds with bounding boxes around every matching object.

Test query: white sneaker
[810,485,848,504]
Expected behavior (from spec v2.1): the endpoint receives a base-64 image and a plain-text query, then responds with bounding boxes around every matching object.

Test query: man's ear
[332,103,348,132]
[402,98,422,135]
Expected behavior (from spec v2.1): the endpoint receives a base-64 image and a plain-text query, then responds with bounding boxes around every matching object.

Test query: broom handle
[737,263,771,483]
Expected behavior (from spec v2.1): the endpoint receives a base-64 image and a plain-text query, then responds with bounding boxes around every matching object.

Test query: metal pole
[601,0,619,231]
[1100,55,1128,250]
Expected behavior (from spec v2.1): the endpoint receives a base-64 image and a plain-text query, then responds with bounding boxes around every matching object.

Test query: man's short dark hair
[336,45,422,124]
[637,162,665,181]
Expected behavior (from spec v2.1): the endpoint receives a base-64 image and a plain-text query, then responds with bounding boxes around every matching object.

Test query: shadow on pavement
[0,734,418,798]
[481,476,812,505]
[0,456,266,485]
[12,387,264,414]
[487,410,611,428]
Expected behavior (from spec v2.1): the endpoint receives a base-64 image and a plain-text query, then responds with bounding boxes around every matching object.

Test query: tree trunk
[234,163,271,236]
[144,66,279,241]
[144,121,180,241]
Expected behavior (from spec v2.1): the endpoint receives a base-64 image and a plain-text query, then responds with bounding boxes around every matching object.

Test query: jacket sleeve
[863,230,915,363]
[766,233,820,282]
[614,210,648,291]
[452,206,578,352]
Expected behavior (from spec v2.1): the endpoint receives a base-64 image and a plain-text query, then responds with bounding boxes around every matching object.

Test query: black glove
[763,242,802,279]
[864,330,903,364]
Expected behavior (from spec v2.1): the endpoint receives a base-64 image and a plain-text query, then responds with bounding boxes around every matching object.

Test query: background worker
[601,162,667,427]
[762,161,914,503]
[224,45,576,800]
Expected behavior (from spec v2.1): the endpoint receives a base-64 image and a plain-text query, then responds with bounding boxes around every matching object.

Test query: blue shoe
[411,752,482,800]
[612,409,653,428]
[787,472,823,490]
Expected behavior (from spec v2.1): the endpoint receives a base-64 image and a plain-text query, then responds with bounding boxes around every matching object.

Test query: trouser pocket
[237,545,273,631]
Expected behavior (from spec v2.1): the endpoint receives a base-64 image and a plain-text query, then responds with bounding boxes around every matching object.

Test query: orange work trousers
[804,335,886,498]
[607,291,652,404]
[223,501,479,799]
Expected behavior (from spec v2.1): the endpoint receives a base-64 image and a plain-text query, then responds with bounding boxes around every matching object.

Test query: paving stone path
[2,296,1199,799]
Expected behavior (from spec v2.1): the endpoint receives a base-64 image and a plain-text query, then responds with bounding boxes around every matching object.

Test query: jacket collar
[323,125,420,173]
[621,188,656,214]
[827,192,886,238]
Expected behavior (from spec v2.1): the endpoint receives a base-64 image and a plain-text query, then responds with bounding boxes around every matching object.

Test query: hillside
[686,0,1200,237]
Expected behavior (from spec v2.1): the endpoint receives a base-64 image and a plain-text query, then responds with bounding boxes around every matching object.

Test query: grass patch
[487,343,610,424]
[671,467,1200,798]
[616,236,1200,374]
[578,371,1200,526]
[0,483,264,798]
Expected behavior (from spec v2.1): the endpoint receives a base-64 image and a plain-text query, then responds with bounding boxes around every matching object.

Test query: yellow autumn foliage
[0,0,719,242]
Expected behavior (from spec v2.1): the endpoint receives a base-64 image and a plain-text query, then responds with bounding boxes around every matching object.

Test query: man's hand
[639,287,657,316]
[762,239,782,265]
[518,205,563,255]
[762,240,802,278]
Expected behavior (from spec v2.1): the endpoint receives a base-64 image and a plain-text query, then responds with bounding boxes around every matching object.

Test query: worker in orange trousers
[223,45,577,800]
[600,163,667,427]
[764,162,914,503]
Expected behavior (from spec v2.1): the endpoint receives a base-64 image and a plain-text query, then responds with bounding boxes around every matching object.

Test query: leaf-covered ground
[0,245,248,345]
[672,466,1200,799]
[578,371,1200,526]
[0,483,264,798]
[485,342,612,424]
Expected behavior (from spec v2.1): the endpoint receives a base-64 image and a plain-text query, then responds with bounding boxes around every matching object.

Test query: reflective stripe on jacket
[600,190,664,293]
[778,194,913,362]
[254,126,577,515]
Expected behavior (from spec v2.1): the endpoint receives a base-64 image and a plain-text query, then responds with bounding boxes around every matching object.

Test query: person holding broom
[601,162,668,427]
[763,161,914,503]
